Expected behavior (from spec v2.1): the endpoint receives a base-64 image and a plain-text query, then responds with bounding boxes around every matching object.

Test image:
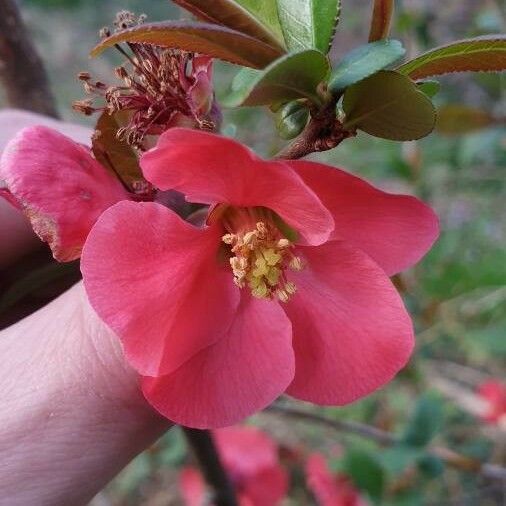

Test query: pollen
[222,220,303,302]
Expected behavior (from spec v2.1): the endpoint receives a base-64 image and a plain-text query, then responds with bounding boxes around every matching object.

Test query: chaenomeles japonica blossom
[306,453,368,506]
[77,128,439,428]
[477,380,506,426]
[180,426,288,506]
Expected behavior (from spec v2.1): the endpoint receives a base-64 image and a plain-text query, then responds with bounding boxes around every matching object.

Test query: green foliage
[276,0,341,53]
[329,39,405,92]
[342,449,385,501]
[402,393,444,447]
[170,0,286,49]
[343,70,436,141]
[223,49,329,107]
[397,35,506,79]
[417,455,445,478]
[275,101,310,139]
[90,21,283,68]
[417,80,441,97]
[379,445,423,475]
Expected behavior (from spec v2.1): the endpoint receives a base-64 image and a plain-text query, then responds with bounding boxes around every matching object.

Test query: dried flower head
[73,11,218,150]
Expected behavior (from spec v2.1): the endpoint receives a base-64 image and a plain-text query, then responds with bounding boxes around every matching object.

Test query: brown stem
[0,0,59,117]
[274,100,354,161]
[267,404,506,481]
[183,428,238,506]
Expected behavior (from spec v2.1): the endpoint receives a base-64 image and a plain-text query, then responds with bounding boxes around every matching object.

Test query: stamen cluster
[222,221,302,302]
[73,11,216,150]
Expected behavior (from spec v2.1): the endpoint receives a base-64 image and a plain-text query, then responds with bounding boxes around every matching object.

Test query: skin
[0,202,172,505]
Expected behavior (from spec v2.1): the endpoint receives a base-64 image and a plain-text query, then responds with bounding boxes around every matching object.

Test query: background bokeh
[0,0,504,504]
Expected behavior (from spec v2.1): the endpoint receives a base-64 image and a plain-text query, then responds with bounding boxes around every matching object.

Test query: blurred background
[0,0,504,504]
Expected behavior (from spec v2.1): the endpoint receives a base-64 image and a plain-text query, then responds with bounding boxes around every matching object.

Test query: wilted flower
[73,11,218,150]
[180,426,288,506]
[81,128,439,428]
[0,126,132,261]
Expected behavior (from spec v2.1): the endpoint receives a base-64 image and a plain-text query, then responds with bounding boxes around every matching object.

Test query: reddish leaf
[368,0,395,42]
[92,111,142,188]
[171,0,285,50]
[91,21,283,69]
[397,35,506,79]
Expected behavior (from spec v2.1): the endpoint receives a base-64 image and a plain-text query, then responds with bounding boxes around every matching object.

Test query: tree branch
[266,404,506,481]
[183,428,238,506]
[0,0,59,117]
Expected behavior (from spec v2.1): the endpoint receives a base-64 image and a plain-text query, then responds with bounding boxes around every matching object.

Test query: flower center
[220,207,303,302]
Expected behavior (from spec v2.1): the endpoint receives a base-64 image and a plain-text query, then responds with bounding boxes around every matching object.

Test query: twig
[0,0,59,117]
[182,428,238,506]
[266,404,506,481]
[274,99,354,160]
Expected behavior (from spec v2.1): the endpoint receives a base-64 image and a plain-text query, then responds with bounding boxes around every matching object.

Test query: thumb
[0,282,171,506]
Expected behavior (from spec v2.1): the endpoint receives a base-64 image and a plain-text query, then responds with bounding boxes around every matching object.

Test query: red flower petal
[285,241,414,404]
[141,128,333,245]
[179,467,206,506]
[0,126,128,261]
[215,426,279,475]
[82,200,240,377]
[289,160,439,275]
[242,466,288,506]
[141,294,294,428]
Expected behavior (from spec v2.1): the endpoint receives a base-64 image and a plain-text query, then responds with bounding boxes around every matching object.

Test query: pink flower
[81,128,439,428]
[478,381,506,425]
[180,426,288,506]
[306,453,368,506]
[0,125,131,261]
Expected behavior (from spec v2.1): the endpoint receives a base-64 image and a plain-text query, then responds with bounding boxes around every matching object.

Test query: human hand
[0,110,172,506]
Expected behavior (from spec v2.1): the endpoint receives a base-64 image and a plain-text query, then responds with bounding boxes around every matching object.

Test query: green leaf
[276,0,341,53]
[436,105,496,135]
[223,49,329,107]
[368,0,395,42]
[342,450,385,500]
[402,394,444,447]
[417,455,445,478]
[171,0,285,49]
[417,80,440,97]
[90,21,283,69]
[397,34,506,79]
[275,101,310,139]
[92,111,142,188]
[329,39,405,93]
[343,70,436,141]
[379,446,423,475]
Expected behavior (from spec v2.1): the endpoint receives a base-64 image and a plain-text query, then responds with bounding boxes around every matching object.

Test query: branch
[182,428,238,506]
[0,0,59,117]
[274,99,355,161]
[266,404,506,481]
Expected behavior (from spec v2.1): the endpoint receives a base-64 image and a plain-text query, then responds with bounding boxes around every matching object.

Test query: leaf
[276,0,341,53]
[343,70,436,141]
[436,105,496,135]
[92,111,142,187]
[417,80,440,98]
[417,455,445,478]
[171,0,285,49]
[402,394,444,447]
[223,49,330,107]
[379,446,423,475]
[90,21,283,69]
[368,0,395,42]
[397,35,506,79]
[342,450,385,500]
[329,39,405,93]
[275,101,310,139]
